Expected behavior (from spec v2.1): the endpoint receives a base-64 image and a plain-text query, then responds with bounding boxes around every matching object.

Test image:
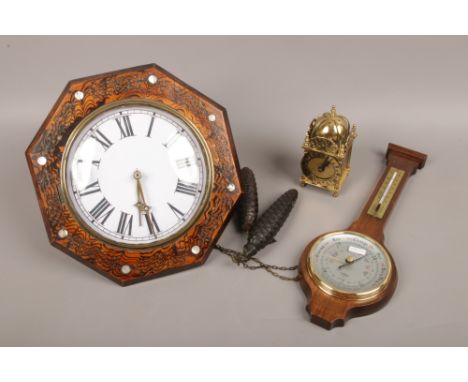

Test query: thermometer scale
[299,143,427,329]
[368,167,404,218]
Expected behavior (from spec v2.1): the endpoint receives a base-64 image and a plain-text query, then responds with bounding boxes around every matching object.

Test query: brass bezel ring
[307,230,393,301]
[60,99,214,249]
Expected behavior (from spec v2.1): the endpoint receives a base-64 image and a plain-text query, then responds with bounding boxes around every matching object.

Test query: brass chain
[214,244,299,282]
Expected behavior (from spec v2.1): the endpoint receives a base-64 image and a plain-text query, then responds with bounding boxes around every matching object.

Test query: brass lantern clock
[300,106,357,196]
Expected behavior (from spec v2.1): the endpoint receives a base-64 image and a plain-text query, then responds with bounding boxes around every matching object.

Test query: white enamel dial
[307,231,391,297]
[63,103,210,246]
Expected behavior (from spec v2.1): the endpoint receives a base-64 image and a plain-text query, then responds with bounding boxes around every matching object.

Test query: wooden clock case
[26,64,242,286]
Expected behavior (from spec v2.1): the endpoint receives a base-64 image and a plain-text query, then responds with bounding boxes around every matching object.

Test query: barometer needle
[338,253,369,269]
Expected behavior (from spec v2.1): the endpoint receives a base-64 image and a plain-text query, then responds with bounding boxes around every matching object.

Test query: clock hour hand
[318,157,331,172]
[133,170,153,229]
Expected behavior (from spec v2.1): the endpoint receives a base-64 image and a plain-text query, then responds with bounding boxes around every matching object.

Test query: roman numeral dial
[66,105,209,246]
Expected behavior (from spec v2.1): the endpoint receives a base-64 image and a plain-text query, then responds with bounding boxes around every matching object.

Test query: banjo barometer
[26,64,242,285]
[299,143,427,329]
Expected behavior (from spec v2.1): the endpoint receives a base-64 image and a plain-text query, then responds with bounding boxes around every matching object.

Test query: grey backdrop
[1,36,467,346]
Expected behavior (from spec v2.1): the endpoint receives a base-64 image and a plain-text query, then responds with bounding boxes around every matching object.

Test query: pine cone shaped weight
[235,167,259,232]
[243,189,298,258]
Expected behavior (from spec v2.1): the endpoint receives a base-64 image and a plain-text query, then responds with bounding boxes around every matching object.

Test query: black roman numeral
[90,130,112,150]
[79,180,100,196]
[167,202,185,220]
[151,213,161,233]
[145,212,161,236]
[77,159,100,168]
[89,198,114,224]
[175,179,198,196]
[163,132,180,148]
[147,113,155,137]
[176,157,196,169]
[117,212,133,236]
[116,115,134,138]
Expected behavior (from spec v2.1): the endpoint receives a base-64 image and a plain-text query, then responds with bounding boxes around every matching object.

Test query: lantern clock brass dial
[301,152,340,181]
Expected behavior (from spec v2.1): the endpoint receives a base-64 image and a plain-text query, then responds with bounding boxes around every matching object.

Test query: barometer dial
[307,231,392,299]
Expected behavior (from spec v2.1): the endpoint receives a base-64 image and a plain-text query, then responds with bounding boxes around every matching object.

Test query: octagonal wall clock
[26,64,242,286]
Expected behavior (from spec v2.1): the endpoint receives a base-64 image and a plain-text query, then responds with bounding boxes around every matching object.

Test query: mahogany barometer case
[26,64,242,286]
